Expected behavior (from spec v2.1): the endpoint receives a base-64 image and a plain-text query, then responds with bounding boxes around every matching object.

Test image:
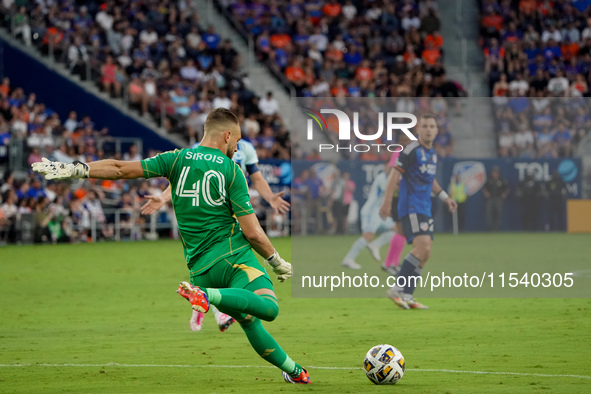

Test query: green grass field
[1,234,590,393]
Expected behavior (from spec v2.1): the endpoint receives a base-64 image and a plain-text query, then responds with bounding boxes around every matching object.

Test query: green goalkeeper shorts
[190,248,274,292]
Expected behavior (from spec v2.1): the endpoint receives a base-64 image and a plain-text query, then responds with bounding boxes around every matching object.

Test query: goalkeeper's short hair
[204,108,240,136]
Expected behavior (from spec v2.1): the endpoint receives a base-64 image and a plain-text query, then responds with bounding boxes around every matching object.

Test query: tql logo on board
[304,108,418,153]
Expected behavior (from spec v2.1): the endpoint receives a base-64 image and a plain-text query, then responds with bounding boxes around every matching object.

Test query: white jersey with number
[192,139,258,175]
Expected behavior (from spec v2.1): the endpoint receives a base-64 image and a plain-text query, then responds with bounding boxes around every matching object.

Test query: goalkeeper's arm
[237,213,292,281]
[87,160,144,180]
[32,158,144,180]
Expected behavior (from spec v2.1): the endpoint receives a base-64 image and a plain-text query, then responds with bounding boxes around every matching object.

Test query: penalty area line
[0,363,590,379]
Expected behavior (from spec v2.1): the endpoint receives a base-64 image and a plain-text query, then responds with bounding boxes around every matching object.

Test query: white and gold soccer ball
[363,344,405,385]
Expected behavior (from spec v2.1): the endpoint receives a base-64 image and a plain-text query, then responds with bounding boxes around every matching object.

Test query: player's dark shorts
[400,213,434,244]
[391,197,400,222]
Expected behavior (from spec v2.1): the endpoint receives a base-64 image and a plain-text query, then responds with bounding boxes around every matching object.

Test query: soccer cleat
[367,242,381,262]
[381,264,400,276]
[342,258,361,269]
[216,313,235,332]
[405,297,429,310]
[282,368,310,384]
[189,310,205,331]
[177,282,210,313]
[386,288,410,310]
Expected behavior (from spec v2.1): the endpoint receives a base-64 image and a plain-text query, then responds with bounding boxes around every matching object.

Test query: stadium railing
[0,207,290,246]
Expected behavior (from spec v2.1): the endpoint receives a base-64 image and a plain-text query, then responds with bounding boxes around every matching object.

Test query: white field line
[0,363,590,379]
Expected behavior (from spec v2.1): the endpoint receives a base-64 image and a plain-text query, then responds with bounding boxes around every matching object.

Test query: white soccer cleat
[216,313,235,332]
[189,310,204,331]
[367,242,381,262]
[342,258,361,269]
[404,296,429,310]
[386,288,410,310]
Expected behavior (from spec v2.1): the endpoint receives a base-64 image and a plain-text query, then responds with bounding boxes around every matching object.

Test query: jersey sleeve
[140,149,181,179]
[242,141,259,165]
[242,141,260,175]
[394,144,417,175]
[228,163,255,217]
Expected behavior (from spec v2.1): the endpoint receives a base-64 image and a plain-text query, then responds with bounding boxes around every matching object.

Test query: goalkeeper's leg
[222,277,308,383]
[186,257,309,383]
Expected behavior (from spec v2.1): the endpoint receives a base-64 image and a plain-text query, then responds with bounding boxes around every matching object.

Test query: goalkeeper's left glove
[31,158,89,180]
[265,250,292,282]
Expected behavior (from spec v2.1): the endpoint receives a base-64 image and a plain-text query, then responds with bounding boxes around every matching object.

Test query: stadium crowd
[221,0,462,102]
[0,0,291,159]
[0,76,173,244]
[481,0,590,158]
[215,0,464,159]
[0,78,122,166]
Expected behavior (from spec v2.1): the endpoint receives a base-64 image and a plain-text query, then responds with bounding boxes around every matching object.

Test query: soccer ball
[363,344,405,385]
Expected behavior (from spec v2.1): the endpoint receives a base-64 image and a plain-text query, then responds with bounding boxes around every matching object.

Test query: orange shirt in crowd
[331,86,348,97]
[285,66,304,82]
[403,51,417,64]
[326,47,343,62]
[270,33,291,49]
[74,187,88,200]
[561,42,579,62]
[519,0,536,14]
[425,34,443,49]
[482,14,503,31]
[537,1,554,16]
[422,48,441,65]
[0,84,9,98]
[355,66,374,81]
[323,3,342,17]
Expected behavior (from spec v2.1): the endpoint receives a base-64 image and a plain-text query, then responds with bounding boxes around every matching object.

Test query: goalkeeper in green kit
[32,108,310,384]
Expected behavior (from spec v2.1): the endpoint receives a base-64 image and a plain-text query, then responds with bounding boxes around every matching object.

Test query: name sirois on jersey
[185,151,224,164]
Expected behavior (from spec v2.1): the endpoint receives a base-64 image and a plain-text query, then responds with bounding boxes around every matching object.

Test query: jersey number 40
[176,167,226,207]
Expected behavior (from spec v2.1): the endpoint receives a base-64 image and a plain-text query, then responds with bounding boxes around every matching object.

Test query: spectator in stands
[123,144,142,161]
[13,6,32,47]
[434,126,453,158]
[0,189,18,243]
[259,91,279,117]
[553,121,572,157]
[547,70,569,96]
[212,90,232,110]
[67,36,89,78]
[0,78,10,98]
[514,123,536,157]
[27,147,43,166]
[537,126,558,158]
[101,56,121,97]
[484,38,505,73]
[83,189,114,240]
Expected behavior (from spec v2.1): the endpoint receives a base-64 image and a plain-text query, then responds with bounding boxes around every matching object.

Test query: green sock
[202,288,279,322]
[241,318,300,375]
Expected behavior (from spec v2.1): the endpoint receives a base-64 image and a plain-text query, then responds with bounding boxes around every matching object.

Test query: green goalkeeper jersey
[141,145,255,274]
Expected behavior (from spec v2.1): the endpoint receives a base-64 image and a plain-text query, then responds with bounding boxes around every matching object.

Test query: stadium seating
[480,0,590,157]
[221,0,448,99]
[0,0,290,159]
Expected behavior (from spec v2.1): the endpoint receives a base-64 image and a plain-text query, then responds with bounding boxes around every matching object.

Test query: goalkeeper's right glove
[265,250,292,282]
[31,157,89,180]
